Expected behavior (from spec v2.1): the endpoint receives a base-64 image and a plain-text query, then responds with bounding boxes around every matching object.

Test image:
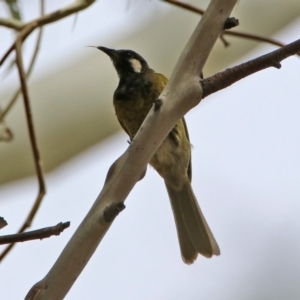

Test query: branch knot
[224,17,239,30]
[103,203,126,223]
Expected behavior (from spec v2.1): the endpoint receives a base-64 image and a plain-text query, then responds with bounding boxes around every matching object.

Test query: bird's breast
[113,75,158,137]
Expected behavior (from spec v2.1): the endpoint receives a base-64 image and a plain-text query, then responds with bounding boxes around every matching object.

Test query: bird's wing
[116,114,131,138]
[182,117,192,182]
[156,73,192,181]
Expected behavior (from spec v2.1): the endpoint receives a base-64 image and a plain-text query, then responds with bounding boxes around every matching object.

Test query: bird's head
[96,47,150,77]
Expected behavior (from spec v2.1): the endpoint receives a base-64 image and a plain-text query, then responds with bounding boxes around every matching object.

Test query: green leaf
[4,0,22,21]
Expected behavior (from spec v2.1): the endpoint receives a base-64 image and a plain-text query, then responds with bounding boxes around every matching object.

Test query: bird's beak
[96,46,118,59]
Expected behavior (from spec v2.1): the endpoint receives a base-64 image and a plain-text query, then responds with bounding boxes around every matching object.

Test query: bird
[95,46,220,264]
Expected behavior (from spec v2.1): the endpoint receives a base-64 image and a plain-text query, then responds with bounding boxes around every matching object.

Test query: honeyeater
[96,47,220,264]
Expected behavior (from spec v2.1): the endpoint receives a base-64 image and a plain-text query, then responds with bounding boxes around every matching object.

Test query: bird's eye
[127,52,132,57]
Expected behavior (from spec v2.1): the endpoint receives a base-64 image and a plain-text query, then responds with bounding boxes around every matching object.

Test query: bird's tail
[165,179,220,264]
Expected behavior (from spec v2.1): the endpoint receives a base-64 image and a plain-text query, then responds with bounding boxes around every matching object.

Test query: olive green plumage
[97,47,220,264]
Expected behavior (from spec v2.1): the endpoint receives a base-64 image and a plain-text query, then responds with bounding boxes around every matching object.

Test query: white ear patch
[129,58,142,73]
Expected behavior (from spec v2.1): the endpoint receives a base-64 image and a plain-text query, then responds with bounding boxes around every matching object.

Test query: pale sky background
[0,1,300,299]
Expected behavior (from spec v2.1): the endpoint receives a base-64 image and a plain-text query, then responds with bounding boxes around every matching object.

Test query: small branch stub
[272,62,282,69]
[153,99,163,111]
[0,217,8,230]
[25,280,47,300]
[103,203,126,223]
[224,17,239,30]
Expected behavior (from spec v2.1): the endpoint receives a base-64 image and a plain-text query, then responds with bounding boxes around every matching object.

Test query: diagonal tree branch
[202,38,300,98]
[223,31,300,56]
[25,25,300,300]
[0,222,70,245]
[25,1,238,299]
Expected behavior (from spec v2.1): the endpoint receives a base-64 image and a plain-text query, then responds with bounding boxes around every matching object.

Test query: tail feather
[165,179,220,264]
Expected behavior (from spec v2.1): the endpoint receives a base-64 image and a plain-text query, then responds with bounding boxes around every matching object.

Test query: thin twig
[0,32,46,263]
[220,34,230,47]
[0,222,70,245]
[0,0,46,261]
[201,38,300,98]
[26,30,300,300]
[0,19,44,123]
[163,0,205,14]
[223,30,300,56]
[163,0,300,56]
[0,108,13,141]
[0,0,95,262]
